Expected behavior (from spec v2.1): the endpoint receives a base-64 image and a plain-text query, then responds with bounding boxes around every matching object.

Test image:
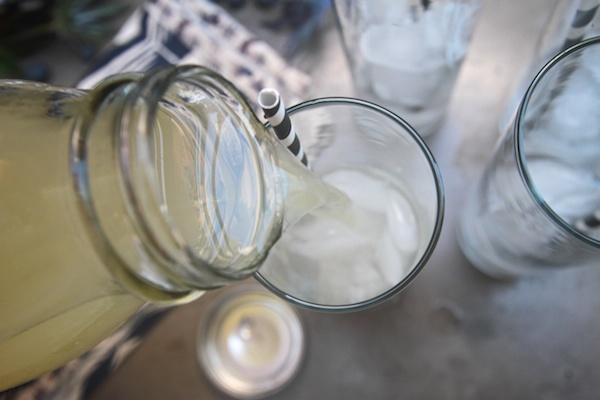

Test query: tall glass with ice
[333,0,483,137]
[457,37,600,280]
[255,98,445,311]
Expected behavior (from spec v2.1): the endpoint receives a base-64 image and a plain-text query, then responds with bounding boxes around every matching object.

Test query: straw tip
[258,88,281,110]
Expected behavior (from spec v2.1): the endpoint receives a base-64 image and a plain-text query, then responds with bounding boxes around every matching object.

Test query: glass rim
[197,283,305,398]
[121,65,282,285]
[515,36,600,248]
[121,66,228,282]
[254,97,446,313]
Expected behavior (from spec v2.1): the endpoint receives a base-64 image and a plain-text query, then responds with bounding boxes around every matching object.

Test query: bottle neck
[73,66,284,304]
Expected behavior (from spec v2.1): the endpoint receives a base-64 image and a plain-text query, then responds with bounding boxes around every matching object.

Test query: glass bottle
[0,65,330,390]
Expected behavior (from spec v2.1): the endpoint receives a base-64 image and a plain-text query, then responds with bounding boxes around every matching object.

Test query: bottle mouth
[117,66,284,288]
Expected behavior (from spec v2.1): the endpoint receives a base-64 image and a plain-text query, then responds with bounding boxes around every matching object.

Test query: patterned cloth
[1,1,310,399]
[77,0,311,105]
[0,307,169,400]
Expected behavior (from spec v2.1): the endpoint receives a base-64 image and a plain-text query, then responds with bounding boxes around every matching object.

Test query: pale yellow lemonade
[0,83,155,389]
[0,81,347,390]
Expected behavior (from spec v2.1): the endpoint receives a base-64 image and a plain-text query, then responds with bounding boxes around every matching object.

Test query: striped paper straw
[562,0,600,50]
[526,3,599,128]
[258,88,309,167]
[561,2,600,237]
[575,210,600,235]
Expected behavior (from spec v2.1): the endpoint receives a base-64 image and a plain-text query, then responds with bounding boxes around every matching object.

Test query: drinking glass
[457,37,600,279]
[333,0,483,136]
[255,98,445,311]
[197,283,305,399]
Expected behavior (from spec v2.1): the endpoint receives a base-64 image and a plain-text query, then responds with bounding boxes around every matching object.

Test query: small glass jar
[0,65,288,390]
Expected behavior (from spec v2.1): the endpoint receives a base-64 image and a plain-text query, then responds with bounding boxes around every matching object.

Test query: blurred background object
[0,0,131,80]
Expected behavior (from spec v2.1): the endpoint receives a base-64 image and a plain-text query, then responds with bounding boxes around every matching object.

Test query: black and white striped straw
[525,1,599,128]
[562,0,600,50]
[567,0,600,238]
[575,210,600,235]
[258,88,309,167]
